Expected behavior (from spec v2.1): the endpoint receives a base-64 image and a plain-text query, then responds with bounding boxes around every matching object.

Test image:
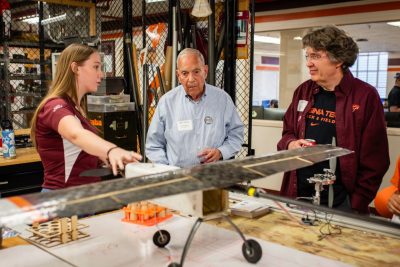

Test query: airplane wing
[0,145,351,227]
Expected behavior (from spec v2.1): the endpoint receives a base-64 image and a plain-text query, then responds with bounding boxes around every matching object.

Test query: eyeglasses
[305,53,326,61]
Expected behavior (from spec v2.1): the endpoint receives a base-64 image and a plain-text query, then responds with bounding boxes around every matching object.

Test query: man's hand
[288,139,311,150]
[388,191,400,216]
[197,148,222,164]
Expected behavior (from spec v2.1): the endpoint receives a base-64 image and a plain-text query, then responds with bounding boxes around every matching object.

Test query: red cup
[303,139,316,147]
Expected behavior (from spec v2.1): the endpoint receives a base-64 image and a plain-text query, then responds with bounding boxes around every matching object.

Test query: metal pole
[122,0,142,153]
[125,39,143,153]
[223,0,237,103]
[123,0,133,96]
[142,64,149,162]
[156,66,166,96]
[207,0,216,85]
[142,0,146,49]
[172,5,178,88]
[167,0,174,46]
[38,2,45,88]
[248,0,255,156]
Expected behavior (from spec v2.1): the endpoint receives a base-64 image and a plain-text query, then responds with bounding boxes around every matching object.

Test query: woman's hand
[288,139,311,150]
[107,147,142,176]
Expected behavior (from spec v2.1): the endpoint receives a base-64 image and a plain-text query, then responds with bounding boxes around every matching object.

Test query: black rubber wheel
[153,230,171,248]
[168,263,180,267]
[242,239,262,264]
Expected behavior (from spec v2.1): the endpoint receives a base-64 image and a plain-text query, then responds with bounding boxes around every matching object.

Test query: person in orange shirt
[374,157,400,218]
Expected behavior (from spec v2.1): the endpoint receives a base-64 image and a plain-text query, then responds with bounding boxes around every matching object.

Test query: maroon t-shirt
[36,97,100,189]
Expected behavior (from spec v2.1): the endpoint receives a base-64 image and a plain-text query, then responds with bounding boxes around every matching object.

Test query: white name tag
[177,120,193,131]
[297,100,308,112]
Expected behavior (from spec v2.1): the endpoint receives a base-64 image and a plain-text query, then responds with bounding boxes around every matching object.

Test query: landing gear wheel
[153,230,171,248]
[242,239,262,263]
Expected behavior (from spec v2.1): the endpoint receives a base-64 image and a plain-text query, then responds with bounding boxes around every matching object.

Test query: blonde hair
[30,43,97,146]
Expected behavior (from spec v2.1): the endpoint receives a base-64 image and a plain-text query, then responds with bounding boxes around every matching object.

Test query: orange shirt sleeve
[390,157,400,189]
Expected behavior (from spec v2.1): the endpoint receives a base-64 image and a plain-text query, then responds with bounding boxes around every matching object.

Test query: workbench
[0,146,40,167]
[0,129,43,197]
[1,207,399,267]
[210,212,400,267]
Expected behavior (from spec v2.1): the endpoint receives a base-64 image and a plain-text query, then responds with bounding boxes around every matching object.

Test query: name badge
[204,116,213,124]
[177,120,193,131]
[297,100,308,112]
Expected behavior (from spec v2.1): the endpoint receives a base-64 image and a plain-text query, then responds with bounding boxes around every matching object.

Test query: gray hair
[302,25,359,71]
[177,48,205,67]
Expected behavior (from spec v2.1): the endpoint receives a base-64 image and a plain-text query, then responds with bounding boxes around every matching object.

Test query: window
[350,52,388,98]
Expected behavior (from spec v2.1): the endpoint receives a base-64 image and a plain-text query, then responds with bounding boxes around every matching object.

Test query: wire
[301,208,319,226]
[318,212,342,240]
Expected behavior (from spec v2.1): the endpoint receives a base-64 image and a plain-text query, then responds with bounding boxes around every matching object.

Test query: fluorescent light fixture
[387,21,400,27]
[22,16,39,24]
[22,14,66,25]
[293,36,302,40]
[254,35,280,44]
[41,14,67,25]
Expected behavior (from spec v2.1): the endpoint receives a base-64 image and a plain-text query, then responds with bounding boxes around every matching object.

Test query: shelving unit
[0,26,64,129]
[1,41,52,129]
[0,0,71,129]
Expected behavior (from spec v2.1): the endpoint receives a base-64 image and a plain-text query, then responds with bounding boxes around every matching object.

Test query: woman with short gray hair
[302,25,358,71]
[277,25,389,214]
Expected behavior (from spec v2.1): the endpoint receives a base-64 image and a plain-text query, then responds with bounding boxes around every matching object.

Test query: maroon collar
[310,71,354,96]
[336,71,354,96]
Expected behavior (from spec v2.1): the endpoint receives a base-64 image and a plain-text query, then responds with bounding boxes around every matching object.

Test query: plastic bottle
[1,119,16,159]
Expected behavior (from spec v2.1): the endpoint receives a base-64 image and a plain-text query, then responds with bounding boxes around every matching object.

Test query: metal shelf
[8,59,51,65]
[9,92,45,97]
[11,109,37,114]
[2,40,64,50]
[0,58,51,65]
[1,1,65,130]
[9,74,50,80]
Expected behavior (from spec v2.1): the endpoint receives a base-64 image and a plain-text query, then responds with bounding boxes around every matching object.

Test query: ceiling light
[192,0,212,17]
[254,35,280,44]
[387,21,400,27]
[22,16,39,24]
[41,14,67,25]
[293,36,302,41]
[22,14,67,25]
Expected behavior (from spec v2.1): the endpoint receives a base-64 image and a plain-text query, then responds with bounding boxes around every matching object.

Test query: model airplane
[0,145,351,227]
[6,145,400,266]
